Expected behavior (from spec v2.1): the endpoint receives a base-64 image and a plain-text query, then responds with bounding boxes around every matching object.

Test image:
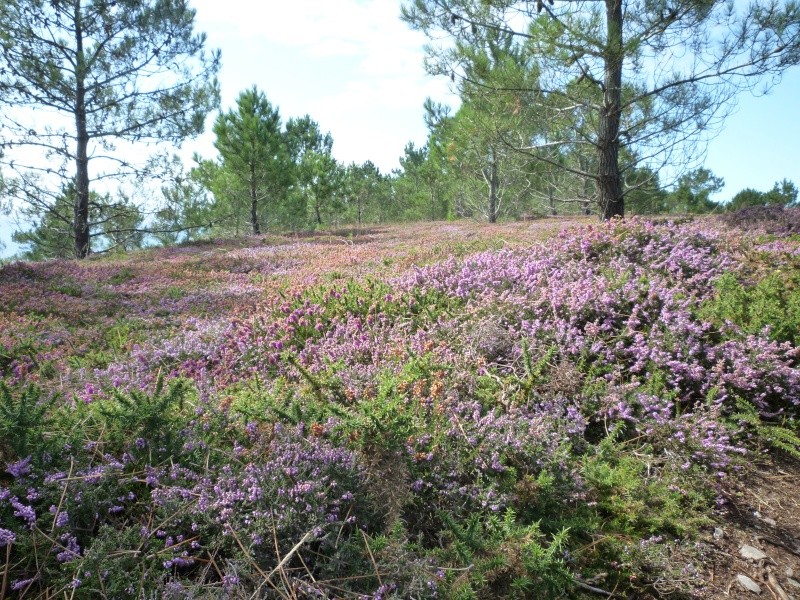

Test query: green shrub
[729,396,800,457]
[701,271,800,345]
[436,509,572,599]
[0,382,53,461]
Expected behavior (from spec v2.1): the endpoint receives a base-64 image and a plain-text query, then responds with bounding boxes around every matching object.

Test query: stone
[713,527,724,540]
[739,545,768,560]
[754,512,777,526]
[786,578,800,590]
[736,574,762,594]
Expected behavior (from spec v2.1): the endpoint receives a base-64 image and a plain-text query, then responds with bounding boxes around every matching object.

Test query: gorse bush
[436,509,572,599]
[702,270,800,346]
[1,214,800,598]
[0,383,53,461]
[729,396,800,457]
[96,374,191,461]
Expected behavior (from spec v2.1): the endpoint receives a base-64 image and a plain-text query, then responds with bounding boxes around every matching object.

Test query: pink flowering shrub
[719,204,800,235]
[1,214,799,598]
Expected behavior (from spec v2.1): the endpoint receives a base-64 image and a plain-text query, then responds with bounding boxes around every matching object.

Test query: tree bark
[598,0,624,220]
[249,163,260,234]
[73,3,90,258]
[488,149,498,223]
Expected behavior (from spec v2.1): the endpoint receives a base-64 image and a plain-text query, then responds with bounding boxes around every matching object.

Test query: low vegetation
[0,211,798,598]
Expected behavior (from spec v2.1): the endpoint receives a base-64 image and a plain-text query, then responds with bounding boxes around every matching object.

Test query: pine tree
[0,0,220,257]
[403,0,800,219]
[212,87,290,235]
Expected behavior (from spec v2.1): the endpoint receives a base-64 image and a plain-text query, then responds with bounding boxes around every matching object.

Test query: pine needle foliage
[96,373,193,460]
[730,396,800,457]
[0,382,51,460]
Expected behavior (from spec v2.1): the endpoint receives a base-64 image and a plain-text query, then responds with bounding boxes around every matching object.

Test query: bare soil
[697,452,800,599]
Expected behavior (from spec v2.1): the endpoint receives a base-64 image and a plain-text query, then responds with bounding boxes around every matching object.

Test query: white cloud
[189,0,457,172]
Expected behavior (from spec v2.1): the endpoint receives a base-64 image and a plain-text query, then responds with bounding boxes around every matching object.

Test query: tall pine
[0,0,219,257]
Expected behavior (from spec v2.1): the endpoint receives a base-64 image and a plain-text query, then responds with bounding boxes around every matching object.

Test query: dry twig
[574,577,613,596]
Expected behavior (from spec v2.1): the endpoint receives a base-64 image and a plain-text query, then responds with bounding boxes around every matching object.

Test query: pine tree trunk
[598,0,624,220]
[74,116,91,258]
[249,165,260,234]
[73,4,90,258]
[583,166,593,215]
[488,151,498,224]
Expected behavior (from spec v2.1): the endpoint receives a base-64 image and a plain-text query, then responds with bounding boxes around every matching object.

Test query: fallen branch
[574,578,613,596]
[755,534,800,558]
[266,530,318,581]
[767,568,792,600]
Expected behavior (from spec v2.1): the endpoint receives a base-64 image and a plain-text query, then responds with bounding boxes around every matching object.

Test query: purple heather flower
[6,455,32,478]
[55,511,69,528]
[0,528,16,547]
[56,534,81,563]
[11,577,37,591]
[163,556,194,569]
[11,498,36,528]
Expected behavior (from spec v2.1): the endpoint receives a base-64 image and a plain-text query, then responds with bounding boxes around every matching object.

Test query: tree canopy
[0,0,220,257]
[212,86,289,235]
[728,179,799,211]
[402,0,800,219]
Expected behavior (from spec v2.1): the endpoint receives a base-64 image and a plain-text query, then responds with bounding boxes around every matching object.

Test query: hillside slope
[1,213,798,599]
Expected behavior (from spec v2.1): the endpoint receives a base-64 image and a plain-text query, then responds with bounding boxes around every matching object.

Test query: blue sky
[186,0,800,197]
[2,0,799,256]
[703,67,800,197]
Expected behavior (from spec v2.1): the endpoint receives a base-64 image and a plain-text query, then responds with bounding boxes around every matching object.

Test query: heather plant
[2,216,800,598]
[0,340,41,383]
[719,204,800,236]
[695,253,800,457]
[0,378,411,598]
[0,379,204,597]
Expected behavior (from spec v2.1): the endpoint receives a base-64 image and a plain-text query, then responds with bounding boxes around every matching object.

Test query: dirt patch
[697,453,800,599]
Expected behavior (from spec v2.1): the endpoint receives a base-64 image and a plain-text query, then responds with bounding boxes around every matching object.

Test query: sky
[2,0,800,256]
[186,0,452,173]
[187,0,800,194]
